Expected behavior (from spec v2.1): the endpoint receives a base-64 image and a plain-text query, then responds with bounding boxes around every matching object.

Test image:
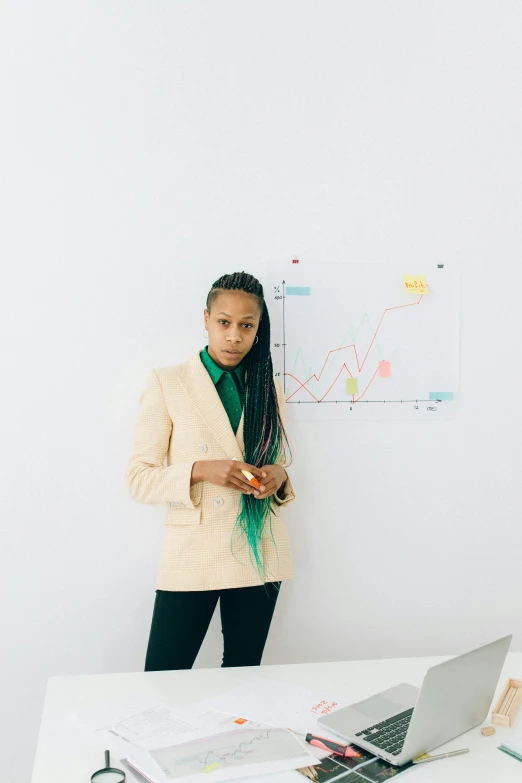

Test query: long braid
[206,272,292,578]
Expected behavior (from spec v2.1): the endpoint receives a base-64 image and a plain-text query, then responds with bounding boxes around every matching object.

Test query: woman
[126,271,296,671]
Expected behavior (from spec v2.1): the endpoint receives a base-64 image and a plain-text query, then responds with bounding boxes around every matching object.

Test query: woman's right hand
[192,460,266,495]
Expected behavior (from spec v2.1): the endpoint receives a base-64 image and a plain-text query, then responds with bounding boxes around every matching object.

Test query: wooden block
[492,678,522,727]
[481,726,495,736]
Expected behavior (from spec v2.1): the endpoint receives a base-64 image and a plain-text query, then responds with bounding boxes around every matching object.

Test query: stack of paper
[95,678,354,783]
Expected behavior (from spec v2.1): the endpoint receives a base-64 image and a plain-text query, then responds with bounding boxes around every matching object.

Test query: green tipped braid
[206,271,293,579]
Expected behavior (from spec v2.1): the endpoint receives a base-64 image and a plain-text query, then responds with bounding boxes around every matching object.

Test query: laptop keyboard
[354,708,414,756]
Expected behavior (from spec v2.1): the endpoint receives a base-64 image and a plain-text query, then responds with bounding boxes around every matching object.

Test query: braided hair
[206,271,292,578]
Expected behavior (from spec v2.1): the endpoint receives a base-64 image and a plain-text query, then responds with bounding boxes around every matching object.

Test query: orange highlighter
[233,457,261,489]
[305,734,360,759]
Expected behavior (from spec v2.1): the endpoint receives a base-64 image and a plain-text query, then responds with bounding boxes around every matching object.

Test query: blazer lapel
[236,408,245,455]
[179,353,245,461]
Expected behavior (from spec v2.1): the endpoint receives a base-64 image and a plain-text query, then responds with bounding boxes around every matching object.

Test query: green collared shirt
[200,346,246,434]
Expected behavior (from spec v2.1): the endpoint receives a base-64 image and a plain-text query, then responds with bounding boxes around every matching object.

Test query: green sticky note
[346,378,358,395]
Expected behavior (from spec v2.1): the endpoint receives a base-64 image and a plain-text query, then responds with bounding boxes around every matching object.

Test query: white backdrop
[1,2,522,781]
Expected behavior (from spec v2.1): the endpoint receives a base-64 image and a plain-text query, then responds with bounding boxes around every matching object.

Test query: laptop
[318,635,511,766]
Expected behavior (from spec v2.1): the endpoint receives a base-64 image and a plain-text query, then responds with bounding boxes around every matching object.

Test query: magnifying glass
[91,750,126,782]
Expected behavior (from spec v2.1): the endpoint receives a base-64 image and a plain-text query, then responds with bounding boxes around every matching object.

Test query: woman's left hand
[253,464,287,500]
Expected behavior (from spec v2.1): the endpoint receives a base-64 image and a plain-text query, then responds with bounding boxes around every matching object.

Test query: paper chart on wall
[267,261,459,420]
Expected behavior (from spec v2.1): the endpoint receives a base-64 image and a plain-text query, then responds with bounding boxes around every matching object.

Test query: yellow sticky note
[403,275,428,294]
[346,378,358,395]
[204,763,220,773]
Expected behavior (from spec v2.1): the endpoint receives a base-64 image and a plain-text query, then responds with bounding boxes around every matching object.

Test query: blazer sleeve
[125,369,202,509]
[272,378,296,507]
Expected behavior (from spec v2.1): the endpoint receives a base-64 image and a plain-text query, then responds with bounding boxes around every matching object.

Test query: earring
[203,329,208,339]
[254,335,259,344]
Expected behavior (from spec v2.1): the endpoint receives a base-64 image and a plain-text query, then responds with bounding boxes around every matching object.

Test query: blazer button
[200,444,208,453]
[214,497,224,507]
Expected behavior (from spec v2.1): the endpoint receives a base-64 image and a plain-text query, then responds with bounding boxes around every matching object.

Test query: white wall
[1,1,522,780]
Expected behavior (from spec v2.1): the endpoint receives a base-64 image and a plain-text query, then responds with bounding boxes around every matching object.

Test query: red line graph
[285,295,424,403]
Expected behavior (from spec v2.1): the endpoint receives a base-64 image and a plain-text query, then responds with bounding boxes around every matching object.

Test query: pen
[232,457,262,489]
[305,734,360,758]
[412,748,470,764]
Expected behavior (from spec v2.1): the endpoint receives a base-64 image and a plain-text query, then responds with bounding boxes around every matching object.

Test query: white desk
[32,653,522,782]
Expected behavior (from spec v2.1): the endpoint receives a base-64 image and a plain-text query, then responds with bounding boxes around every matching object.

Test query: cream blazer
[126,352,296,591]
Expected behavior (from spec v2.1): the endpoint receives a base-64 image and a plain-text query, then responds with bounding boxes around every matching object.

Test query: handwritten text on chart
[403,275,429,294]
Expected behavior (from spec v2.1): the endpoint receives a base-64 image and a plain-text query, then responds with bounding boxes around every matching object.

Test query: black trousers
[144,582,281,671]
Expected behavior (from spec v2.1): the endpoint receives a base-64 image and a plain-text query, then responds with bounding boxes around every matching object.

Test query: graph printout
[267,262,459,420]
[148,727,317,781]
